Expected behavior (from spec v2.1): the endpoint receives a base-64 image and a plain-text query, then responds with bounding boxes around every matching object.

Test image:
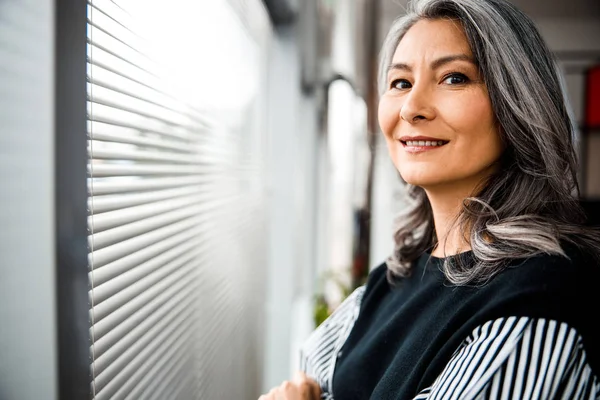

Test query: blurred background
[0,0,598,399]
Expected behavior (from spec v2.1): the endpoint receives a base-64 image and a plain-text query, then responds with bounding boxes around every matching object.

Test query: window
[87,1,271,398]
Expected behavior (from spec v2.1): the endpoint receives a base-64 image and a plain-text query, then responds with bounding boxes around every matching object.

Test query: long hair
[380,0,600,285]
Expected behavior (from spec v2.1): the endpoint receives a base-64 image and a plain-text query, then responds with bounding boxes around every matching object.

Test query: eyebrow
[387,54,476,73]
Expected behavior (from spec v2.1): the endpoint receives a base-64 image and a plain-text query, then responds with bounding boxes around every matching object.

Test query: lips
[398,136,449,147]
[397,135,449,152]
[404,139,446,146]
[398,135,447,142]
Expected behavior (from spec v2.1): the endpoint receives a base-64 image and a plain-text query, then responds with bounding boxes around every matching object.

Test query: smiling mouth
[400,139,449,147]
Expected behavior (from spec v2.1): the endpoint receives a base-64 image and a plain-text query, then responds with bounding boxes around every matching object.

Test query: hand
[258,371,321,400]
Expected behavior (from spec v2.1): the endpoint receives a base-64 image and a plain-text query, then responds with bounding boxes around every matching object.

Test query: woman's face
[378,19,503,194]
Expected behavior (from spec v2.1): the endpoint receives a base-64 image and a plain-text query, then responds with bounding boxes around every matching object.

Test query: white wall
[0,1,58,399]
[263,24,321,391]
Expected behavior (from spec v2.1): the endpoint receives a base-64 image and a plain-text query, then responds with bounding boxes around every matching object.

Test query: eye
[442,73,469,85]
[391,79,412,90]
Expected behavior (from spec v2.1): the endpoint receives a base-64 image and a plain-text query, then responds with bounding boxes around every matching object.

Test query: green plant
[312,269,353,327]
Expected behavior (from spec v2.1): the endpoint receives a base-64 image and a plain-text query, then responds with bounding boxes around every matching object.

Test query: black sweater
[331,249,600,399]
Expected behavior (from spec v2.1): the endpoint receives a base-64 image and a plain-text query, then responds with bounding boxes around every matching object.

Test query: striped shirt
[300,286,366,399]
[300,251,600,399]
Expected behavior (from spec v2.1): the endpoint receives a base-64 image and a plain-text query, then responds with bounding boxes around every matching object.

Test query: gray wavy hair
[380,0,600,285]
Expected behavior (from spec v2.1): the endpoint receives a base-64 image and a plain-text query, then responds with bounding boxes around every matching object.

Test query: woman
[260,0,600,398]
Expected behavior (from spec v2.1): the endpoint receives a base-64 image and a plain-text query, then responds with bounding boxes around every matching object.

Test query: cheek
[450,98,503,162]
[377,96,399,139]
[447,97,496,140]
[458,94,494,129]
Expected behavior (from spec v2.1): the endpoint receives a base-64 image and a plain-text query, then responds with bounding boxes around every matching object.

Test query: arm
[258,285,367,400]
[415,316,600,400]
[300,285,366,398]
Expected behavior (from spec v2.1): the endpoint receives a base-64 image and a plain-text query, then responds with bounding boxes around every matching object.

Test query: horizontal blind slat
[88,111,195,143]
[89,176,208,196]
[91,272,196,358]
[92,286,196,375]
[90,249,203,323]
[90,260,197,341]
[87,58,177,112]
[93,307,194,397]
[86,24,212,126]
[148,358,194,400]
[89,147,231,166]
[89,186,201,215]
[86,62,211,130]
[195,293,230,342]
[89,215,199,269]
[87,38,158,81]
[89,127,195,154]
[88,224,201,284]
[86,18,149,64]
[89,193,205,232]
[88,163,204,177]
[88,1,141,43]
[99,327,193,400]
[90,248,202,322]
[89,147,199,164]
[88,200,223,252]
[88,90,196,129]
[87,76,199,127]
[90,238,204,306]
[87,44,215,128]
[89,204,201,251]
[119,328,193,400]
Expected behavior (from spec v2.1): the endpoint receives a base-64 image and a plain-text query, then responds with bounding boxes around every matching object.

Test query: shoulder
[420,316,600,399]
[485,243,600,296]
[470,245,600,372]
[366,261,389,286]
[357,261,392,309]
[472,244,600,316]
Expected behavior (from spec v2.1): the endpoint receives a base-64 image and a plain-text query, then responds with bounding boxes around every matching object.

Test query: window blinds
[87,1,270,398]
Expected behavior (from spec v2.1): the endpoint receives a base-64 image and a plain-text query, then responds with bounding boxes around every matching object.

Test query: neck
[425,181,479,257]
[423,162,500,257]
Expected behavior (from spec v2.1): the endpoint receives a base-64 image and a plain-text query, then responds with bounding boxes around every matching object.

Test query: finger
[273,386,286,400]
[304,376,321,400]
[293,372,321,400]
[311,382,321,400]
[280,380,293,392]
[293,371,308,383]
[277,382,295,400]
[294,373,312,398]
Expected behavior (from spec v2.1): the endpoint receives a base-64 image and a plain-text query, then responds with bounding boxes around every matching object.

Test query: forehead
[392,19,473,62]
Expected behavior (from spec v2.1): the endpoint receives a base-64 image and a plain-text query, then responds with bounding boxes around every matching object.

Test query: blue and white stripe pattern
[301,302,600,399]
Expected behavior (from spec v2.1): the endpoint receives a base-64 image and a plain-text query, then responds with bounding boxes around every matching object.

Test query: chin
[398,171,445,188]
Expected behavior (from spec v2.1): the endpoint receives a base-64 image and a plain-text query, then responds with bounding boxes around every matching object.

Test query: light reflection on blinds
[87,0,270,398]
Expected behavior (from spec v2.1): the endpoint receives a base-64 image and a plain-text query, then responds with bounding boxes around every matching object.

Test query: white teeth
[405,140,446,147]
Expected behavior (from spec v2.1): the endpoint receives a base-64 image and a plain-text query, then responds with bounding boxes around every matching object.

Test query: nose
[399,85,434,123]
